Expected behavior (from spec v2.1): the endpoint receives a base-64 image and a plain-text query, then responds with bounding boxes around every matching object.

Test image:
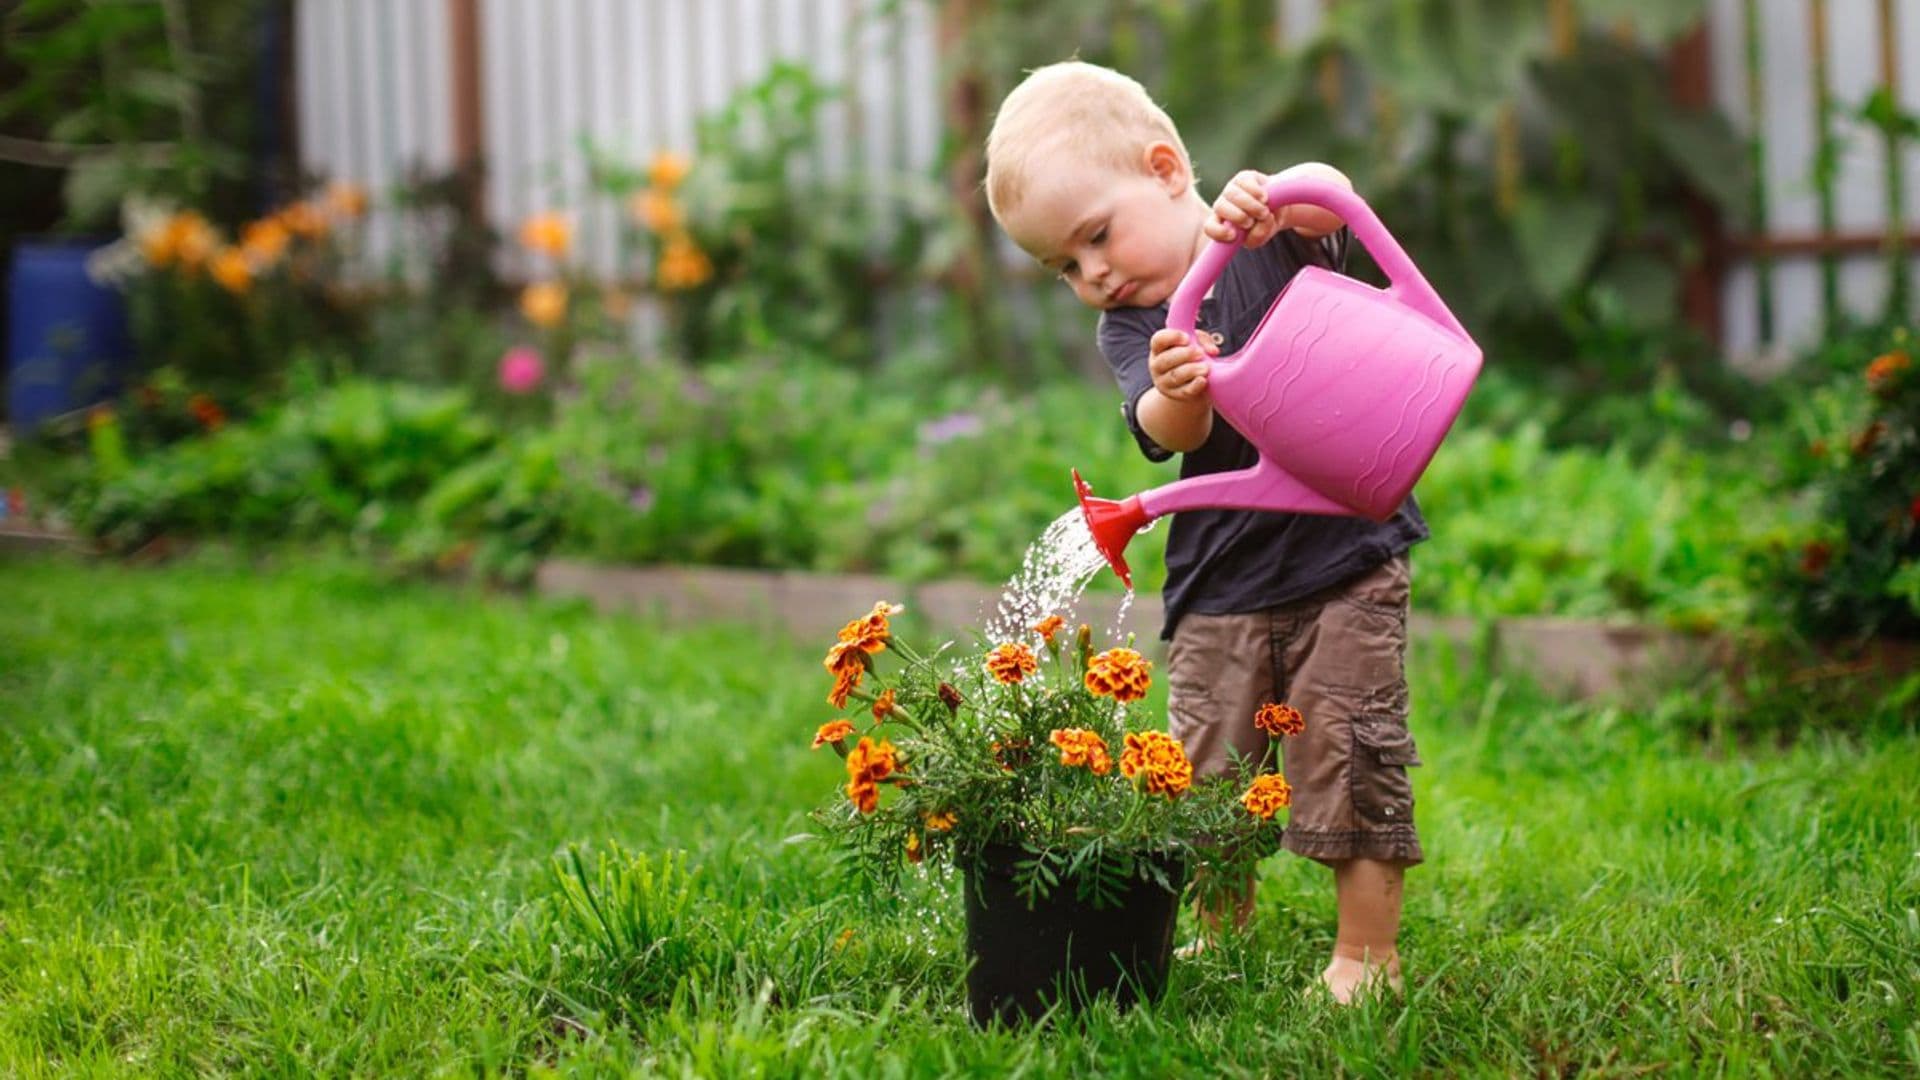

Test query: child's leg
[1324,857,1408,1001]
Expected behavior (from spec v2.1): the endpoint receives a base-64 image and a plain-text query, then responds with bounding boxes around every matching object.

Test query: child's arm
[1205,162,1352,248]
[1137,328,1217,453]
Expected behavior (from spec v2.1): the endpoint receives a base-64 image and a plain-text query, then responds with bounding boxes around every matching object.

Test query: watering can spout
[1073,469,1149,589]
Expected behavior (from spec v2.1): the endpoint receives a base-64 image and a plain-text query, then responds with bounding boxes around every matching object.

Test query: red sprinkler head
[1072,469,1151,589]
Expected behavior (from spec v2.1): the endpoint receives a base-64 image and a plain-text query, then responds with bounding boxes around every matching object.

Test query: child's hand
[1203,164,1351,248]
[1149,327,1219,404]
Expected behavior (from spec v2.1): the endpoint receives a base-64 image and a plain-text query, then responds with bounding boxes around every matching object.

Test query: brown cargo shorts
[1166,556,1423,865]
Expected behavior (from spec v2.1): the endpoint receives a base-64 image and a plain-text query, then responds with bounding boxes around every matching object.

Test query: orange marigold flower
[828,665,862,709]
[904,830,923,863]
[1241,774,1293,819]
[209,247,252,294]
[924,810,957,832]
[1049,728,1113,775]
[519,212,572,258]
[844,737,899,813]
[1032,614,1066,644]
[325,180,369,219]
[837,602,902,655]
[240,218,291,267]
[630,188,683,232]
[1866,350,1910,396]
[871,688,898,722]
[1085,647,1152,703]
[986,642,1039,683]
[649,150,692,190]
[813,719,855,749]
[991,737,1033,771]
[1119,731,1193,796]
[656,232,713,291]
[520,281,568,328]
[938,682,964,712]
[277,200,328,240]
[1254,702,1306,737]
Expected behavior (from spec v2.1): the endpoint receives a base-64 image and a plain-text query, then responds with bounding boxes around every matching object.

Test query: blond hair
[984,61,1190,223]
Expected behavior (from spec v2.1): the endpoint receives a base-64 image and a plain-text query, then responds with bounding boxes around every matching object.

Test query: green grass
[2,552,1916,1076]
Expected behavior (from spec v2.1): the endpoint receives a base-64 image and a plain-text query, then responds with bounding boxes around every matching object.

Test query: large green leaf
[1649,110,1752,221]
[1512,191,1610,301]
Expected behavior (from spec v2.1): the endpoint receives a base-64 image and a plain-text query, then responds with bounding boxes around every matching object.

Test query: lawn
[2,552,1916,1075]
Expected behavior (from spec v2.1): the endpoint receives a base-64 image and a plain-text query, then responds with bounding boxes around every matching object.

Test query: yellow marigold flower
[141,211,216,269]
[1049,728,1113,775]
[241,218,291,267]
[871,688,898,722]
[520,281,568,328]
[277,200,328,240]
[1867,350,1911,397]
[657,232,713,291]
[1241,774,1293,819]
[1254,702,1305,737]
[985,642,1039,684]
[210,247,252,294]
[630,188,683,232]
[904,830,923,864]
[519,212,572,259]
[649,150,692,190]
[813,719,855,750]
[924,810,956,832]
[325,180,369,219]
[1119,731,1192,797]
[1085,647,1152,703]
[1032,614,1066,644]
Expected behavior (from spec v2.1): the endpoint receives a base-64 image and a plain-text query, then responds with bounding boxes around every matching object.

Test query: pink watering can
[1074,176,1482,587]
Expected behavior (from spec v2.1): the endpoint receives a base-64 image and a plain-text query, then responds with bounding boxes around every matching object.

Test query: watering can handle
[1166,175,1471,345]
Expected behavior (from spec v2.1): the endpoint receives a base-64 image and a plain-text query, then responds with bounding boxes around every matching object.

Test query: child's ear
[1143,141,1191,196]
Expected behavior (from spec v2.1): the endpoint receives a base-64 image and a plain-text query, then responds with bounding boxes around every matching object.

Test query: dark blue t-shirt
[1095,229,1429,640]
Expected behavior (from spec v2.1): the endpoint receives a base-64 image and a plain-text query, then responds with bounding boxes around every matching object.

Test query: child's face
[1000,143,1203,312]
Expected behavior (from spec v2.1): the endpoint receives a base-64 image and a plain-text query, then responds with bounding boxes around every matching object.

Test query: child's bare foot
[1316,951,1403,1004]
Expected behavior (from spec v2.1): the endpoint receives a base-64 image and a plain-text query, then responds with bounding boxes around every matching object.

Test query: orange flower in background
[240,218,291,267]
[277,200,328,240]
[142,211,217,270]
[1120,731,1192,796]
[845,737,899,814]
[1866,350,1910,396]
[630,189,683,232]
[325,180,369,219]
[1241,774,1293,819]
[813,719,855,750]
[649,150,692,190]
[1800,540,1834,577]
[871,688,898,722]
[519,212,572,259]
[656,233,713,291]
[1254,702,1306,737]
[1085,648,1152,703]
[985,642,1039,684]
[1049,728,1113,775]
[924,810,956,832]
[904,830,923,863]
[187,393,226,432]
[519,281,568,328]
[209,248,252,294]
[1032,614,1066,645]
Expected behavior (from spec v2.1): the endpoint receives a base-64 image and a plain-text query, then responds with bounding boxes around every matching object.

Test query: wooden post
[448,0,485,218]
[1668,23,1726,346]
[937,0,1009,377]
[1879,0,1909,319]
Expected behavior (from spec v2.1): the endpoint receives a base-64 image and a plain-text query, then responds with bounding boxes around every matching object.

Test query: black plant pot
[962,843,1187,1027]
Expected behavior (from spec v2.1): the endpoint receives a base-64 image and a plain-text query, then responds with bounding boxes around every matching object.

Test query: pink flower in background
[498,346,545,394]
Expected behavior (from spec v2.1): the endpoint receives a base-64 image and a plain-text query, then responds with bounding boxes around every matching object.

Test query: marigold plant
[807,603,1290,906]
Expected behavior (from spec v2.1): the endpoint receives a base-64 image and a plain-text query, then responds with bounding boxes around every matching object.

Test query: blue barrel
[6,238,132,431]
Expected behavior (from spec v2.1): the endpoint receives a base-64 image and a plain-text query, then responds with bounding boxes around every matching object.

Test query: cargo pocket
[1350,715,1420,824]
